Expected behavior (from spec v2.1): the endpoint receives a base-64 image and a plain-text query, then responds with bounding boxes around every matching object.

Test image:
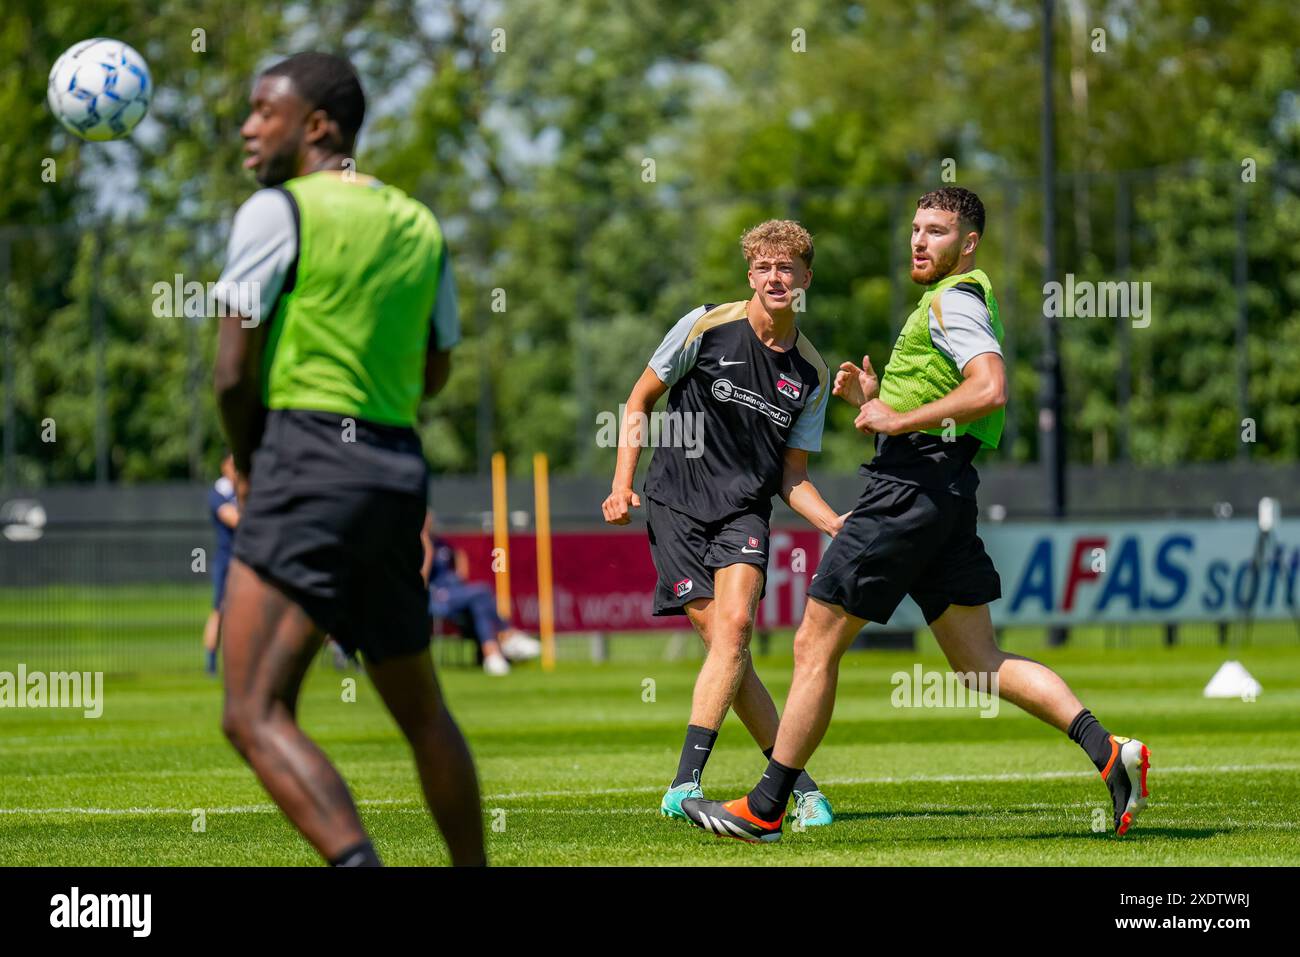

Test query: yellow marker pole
[533,452,556,671]
[491,452,511,621]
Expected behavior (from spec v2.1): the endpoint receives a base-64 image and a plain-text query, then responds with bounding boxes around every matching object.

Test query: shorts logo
[674,578,693,598]
[748,536,759,548]
[776,374,803,400]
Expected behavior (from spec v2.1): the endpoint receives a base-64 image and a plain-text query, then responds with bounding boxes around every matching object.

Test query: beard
[254,139,302,187]
[910,246,960,285]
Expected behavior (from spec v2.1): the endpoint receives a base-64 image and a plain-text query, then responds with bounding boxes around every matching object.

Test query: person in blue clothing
[203,453,240,674]
[421,512,540,676]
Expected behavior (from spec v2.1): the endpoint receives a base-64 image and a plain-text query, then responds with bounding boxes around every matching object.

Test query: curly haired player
[603,220,844,828]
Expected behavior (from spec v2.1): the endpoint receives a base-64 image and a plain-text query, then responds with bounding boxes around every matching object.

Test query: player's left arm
[856,287,1006,436]
[856,353,1006,435]
[780,448,847,537]
[424,251,460,398]
[781,372,846,536]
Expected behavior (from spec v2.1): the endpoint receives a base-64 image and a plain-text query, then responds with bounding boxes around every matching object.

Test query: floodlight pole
[1041,0,1069,644]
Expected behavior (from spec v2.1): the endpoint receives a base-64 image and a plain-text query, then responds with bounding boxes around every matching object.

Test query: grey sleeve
[786,376,828,452]
[429,251,460,350]
[212,188,297,326]
[647,305,708,386]
[930,288,1003,371]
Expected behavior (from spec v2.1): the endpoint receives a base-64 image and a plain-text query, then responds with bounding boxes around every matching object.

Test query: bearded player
[602,220,844,829]
[683,188,1150,842]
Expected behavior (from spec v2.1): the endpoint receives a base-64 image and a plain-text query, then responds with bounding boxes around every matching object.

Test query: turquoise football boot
[660,770,703,820]
[793,789,834,827]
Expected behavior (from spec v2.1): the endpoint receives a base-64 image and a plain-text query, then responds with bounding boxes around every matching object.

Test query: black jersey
[642,301,829,523]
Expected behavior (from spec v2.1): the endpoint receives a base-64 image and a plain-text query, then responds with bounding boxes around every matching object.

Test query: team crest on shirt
[674,578,693,598]
[776,374,803,400]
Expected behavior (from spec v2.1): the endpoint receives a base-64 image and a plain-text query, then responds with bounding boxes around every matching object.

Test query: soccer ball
[47,38,152,141]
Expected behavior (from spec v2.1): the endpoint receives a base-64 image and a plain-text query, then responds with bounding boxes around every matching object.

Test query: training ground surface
[1,623,1298,866]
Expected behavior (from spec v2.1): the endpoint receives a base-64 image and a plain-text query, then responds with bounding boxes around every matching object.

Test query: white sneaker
[500,631,542,661]
[483,652,511,676]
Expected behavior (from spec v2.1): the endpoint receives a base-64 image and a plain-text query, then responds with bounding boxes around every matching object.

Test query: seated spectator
[422,512,541,676]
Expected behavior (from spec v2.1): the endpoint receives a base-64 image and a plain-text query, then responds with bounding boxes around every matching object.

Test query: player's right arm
[602,367,669,525]
[602,305,708,525]
[832,354,879,406]
[212,189,296,481]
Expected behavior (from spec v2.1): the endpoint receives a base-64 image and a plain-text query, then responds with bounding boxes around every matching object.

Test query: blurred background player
[212,52,484,866]
[684,188,1150,843]
[202,453,239,675]
[602,220,844,828]
[420,512,541,676]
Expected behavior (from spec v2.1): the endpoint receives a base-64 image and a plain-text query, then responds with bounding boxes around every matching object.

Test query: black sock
[762,746,818,794]
[747,758,801,822]
[1067,708,1114,773]
[329,839,382,867]
[672,725,718,787]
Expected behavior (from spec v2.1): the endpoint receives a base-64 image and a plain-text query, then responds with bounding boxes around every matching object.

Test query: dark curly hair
[917,187,985,236]
[262,52,366,150]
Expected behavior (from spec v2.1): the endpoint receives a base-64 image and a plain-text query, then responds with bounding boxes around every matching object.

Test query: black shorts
[808,475,1000,625]
[646,497,769,616]
[231,409,431,664]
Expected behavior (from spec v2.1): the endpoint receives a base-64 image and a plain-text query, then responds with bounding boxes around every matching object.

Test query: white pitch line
[484,762,1300,800]
[1,762,1296,818]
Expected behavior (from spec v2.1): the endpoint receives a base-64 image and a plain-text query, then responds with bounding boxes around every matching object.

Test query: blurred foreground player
[684,188,1149,842]
[202,453,239,675]
[213,52,484,866]
[603,220,843,827]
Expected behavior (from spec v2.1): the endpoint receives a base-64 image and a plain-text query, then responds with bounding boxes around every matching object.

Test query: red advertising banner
[444,529,829,633]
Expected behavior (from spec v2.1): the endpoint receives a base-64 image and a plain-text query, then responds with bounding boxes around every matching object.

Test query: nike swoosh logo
[693,745,711,751]
[718,357,745,366]
[741,547,764,554]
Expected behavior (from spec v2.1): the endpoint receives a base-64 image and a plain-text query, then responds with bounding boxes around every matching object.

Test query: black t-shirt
[642,301,829,522]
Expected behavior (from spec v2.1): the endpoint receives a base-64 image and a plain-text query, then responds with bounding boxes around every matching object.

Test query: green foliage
[2,0,1298,484]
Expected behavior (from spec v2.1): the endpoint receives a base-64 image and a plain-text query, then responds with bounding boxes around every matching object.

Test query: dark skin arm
[213,314,268,501]
[425,346,452,397]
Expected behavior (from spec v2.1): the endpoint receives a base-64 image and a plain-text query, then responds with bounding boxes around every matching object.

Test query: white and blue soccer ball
[47,38,152,141]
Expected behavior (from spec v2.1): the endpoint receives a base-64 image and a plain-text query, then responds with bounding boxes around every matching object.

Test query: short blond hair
[741,219,814,267]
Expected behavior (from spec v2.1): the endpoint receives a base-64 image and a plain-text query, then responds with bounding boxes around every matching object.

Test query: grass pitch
[1,620,1298,866]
